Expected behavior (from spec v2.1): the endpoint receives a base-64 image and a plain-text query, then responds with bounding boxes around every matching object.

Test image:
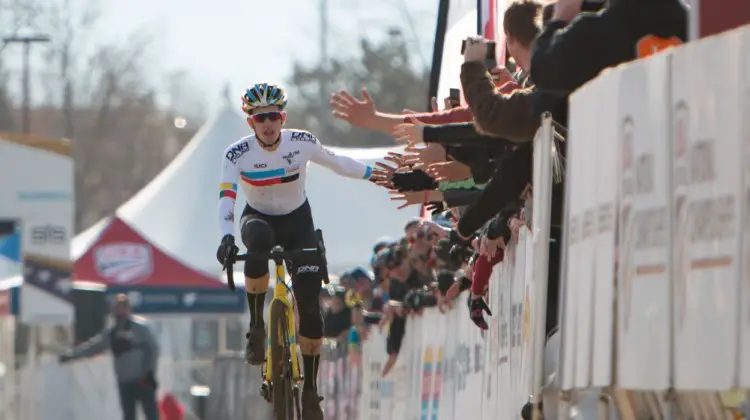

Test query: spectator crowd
[320,0,688,417]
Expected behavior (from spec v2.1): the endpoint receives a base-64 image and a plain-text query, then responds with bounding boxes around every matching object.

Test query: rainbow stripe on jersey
[241,168,300,187]
[219,182,237,199]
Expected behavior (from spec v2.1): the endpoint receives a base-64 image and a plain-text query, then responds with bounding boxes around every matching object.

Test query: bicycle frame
[264,261,303,384]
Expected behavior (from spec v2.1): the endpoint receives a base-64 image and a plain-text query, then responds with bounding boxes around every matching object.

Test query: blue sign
[104,287,245,314]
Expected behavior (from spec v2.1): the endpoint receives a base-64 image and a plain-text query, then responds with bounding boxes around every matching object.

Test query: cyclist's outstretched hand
[216,234,239,265]
[469,295,492,330]
[331,88,377,129]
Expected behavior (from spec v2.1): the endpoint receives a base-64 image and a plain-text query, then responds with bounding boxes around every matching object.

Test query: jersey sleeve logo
[225,141,250,164]
[282,150,301,165]
[290,131,316,143]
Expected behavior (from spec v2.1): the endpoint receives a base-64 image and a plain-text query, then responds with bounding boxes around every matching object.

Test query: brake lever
[221,247,235,272]
[223,246,238,291]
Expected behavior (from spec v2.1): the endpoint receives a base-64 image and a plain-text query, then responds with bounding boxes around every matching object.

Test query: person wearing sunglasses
[216,82,378,419]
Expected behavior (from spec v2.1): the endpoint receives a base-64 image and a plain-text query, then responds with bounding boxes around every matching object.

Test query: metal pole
[2,34,51,134]
[22,40,31,134]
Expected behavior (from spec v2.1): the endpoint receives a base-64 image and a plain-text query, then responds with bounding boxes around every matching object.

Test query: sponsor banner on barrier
[671,33,743,389]
[104,287,245,313]
[616,54,671,390]
[354,232,542,420]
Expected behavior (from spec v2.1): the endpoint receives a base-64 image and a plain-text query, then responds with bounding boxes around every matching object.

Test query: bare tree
[3,0,204,231]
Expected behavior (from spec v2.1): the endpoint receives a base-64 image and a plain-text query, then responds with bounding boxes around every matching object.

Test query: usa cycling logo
[94,243,153,284]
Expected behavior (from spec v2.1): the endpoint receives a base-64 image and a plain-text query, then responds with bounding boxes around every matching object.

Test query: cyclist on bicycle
[216,82,376,419]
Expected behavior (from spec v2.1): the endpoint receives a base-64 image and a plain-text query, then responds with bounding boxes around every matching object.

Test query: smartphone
[461,39,497,60]
[448,88,461,108]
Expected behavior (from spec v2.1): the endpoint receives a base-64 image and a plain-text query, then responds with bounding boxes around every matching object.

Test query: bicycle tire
[269,300,295,420]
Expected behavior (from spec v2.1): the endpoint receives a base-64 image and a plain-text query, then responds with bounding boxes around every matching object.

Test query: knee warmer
[241,218,276,277]
[296,296,323,339]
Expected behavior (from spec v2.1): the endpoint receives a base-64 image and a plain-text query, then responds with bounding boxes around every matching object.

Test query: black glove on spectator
[216,234,238,265]
[391,170,438,192]
[469,296,492,330]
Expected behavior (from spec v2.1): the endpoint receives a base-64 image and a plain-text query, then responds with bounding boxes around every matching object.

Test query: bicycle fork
[262,264,304,387]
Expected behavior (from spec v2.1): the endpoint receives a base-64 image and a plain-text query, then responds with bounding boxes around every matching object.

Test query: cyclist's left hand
[216,234,238,265]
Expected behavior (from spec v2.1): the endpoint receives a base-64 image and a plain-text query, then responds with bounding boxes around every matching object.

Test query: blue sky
[1,0,438,115]
[95,0,439,112]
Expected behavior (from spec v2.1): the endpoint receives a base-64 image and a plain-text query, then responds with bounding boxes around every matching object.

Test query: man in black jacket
[531,0,687,96]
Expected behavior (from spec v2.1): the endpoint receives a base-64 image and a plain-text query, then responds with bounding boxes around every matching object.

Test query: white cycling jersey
[218,129,373,236]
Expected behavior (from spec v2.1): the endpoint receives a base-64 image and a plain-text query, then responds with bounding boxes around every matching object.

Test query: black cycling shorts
[240,200,325,339]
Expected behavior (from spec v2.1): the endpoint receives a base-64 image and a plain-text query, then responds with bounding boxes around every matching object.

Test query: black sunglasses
[250,111,284,123]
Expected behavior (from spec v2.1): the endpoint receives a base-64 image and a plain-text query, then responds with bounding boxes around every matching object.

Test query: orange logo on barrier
[636,35,683,59]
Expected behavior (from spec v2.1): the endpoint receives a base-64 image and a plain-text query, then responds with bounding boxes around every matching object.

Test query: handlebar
[222,229,330,291]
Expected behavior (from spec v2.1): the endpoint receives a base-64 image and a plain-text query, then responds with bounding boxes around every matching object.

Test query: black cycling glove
[469,296,492,330]
[391,170,438,192]
[216,234,239,265]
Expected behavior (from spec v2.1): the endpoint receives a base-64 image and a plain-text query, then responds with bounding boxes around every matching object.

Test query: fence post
[530,113,555,420]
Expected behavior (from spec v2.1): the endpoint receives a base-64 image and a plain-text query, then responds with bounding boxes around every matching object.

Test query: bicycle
[222,229,329,420]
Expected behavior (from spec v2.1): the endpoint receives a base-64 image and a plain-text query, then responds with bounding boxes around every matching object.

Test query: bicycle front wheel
[269,299,295,420]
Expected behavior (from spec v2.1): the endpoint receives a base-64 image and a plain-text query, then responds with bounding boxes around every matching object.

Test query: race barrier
[350,25,750,420]
[560,25,750,418]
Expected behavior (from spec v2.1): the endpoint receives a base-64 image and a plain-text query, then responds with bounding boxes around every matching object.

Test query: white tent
[74,105,416,279]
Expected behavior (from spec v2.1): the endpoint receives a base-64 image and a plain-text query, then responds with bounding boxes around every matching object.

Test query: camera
[461,39,497,60]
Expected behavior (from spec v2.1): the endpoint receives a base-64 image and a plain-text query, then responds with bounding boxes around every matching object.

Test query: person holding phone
[458,0,542,142]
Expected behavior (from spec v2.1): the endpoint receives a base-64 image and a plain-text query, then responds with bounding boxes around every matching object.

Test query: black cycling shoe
[301,389,324,420]
[245,324,266,365]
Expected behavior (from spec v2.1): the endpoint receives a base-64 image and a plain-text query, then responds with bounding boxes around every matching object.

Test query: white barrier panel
[356,226,543,420]
[561,77,588,391]
[616,52,672,390]
[671,31,743,390]
[591,61,618,388]
[561,25,750,395]
[742,28,750,389]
